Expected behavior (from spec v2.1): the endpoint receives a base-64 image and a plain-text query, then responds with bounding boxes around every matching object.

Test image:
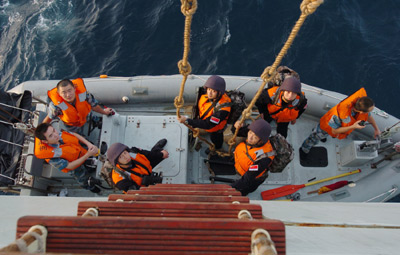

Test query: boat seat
[16,215,286,254]
[126,189,242,196]
[77,201,263,219]
[108,194,250,203]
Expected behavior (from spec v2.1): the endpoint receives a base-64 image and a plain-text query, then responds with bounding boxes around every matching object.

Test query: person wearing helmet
[255,76,307,138]
[177,75,232,149]
[106,139,169,192]
[232,119,275,196]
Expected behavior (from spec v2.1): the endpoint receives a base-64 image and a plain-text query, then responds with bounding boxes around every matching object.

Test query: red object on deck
[318,181,349,194]
[126,189,241,196]
[108,194,250,203]
[17,216,286,254]
[12,184,286,254]
[77,201,264,219]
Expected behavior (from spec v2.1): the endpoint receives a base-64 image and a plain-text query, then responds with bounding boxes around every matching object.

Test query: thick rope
[175,0,197,118]
[227,0,323,154]
[174,0,217,150]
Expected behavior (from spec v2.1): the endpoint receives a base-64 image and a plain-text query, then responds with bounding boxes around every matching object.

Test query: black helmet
[204,75,226,94]
[248,119,272,143]
[280,76,301,94]
[107,142,129,166]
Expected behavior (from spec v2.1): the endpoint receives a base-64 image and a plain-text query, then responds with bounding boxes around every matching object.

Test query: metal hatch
[100,115,189,184]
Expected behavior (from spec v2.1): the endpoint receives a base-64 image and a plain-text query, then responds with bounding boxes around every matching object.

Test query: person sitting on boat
[34,123,102,193]
[232,119,274,196]
[255,76,307,138]
[42,78,114,134]
[177,75,231,150]
[299,87,381,158]
[106,140,169,192]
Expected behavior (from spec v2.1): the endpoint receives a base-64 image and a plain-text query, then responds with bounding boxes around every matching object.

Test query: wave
[0,0,399,118]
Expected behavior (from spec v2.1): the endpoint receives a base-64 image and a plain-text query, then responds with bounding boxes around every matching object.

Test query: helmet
[107,142,129,166]
[280,76,301,94]
[248,119,272,143]
[204,75,226,94]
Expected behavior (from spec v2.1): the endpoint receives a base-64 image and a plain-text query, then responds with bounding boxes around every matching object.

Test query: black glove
[87,176,102,187]
[129,147,141,153]
[142,172,163,186]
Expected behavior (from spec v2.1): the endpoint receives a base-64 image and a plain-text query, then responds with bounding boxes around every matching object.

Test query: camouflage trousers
[300,124,329,153]
[69,166,96,191]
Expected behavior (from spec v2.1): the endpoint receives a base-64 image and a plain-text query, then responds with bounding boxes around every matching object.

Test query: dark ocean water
[1,0,400,117]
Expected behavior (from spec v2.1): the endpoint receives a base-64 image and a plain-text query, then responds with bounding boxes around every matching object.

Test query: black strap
[244,144,256,164]
[199,100,217,120]
[117,160,151,178]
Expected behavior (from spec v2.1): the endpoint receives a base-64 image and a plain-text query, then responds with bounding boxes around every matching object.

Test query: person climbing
[34,123,102,193]
[177,75,231,150]
[255,76,307,138]
[299,87,381,158]
[43,78,114,134]
[106,139,169,192]
[232,119,275,196]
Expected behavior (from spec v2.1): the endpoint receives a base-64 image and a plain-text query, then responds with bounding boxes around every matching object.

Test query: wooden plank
[108,194,249,203]
[143,184,236,191]
[127,190,242,196]
[17,216,285,254]
[153,184,232,188]
[77,201,263,219]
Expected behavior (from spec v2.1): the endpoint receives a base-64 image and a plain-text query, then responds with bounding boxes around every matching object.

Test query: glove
[87,176,102,187]
[142,172,163,186]
[129,147,141,153]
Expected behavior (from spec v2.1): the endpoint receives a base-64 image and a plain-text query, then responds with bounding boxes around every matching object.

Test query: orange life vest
[47,78,92,127]
[198,93,231,132]
[234,141,275,179]
[112,153,152,187]
[34,131,87,173]
[319,87,369,139]
[267,86,305,123]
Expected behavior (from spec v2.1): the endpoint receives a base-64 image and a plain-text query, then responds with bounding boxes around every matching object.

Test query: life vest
[34,131,87,173]
[319,87,368,139]
[112,153,152,187]
[234,141,275,179]
[267,86,305,123]
[198,93,231,132]
[47,78,92,127]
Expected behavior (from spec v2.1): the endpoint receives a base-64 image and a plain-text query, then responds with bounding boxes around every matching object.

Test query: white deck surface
[1,196,400,254]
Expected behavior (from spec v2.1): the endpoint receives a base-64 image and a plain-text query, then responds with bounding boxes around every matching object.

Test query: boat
[1,73,400,202]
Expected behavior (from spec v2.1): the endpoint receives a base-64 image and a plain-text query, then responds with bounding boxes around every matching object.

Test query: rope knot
[174,96,185,109]
[300,0,324,16]
[260,66,275,83]
[242,108,252,119]
[180,0,198,17]
[228,138,236,146]
[192,128,200,137]
[178,60,192,76]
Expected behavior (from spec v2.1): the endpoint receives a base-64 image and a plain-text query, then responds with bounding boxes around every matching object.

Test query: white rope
[0,102,35,114]
[364,186,398,202]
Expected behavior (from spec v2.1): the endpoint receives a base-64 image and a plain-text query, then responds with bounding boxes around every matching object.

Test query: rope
[175,0,197,118]
[174,0,217,150]
[227,0,324,154]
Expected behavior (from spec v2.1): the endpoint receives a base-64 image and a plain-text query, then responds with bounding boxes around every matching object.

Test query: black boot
[152,139,167,151]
